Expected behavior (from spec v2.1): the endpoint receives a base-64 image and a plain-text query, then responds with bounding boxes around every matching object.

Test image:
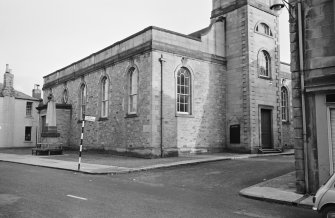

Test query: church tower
[211,0,281,153]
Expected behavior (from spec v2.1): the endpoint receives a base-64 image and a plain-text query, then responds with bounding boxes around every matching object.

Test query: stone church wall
[223,4,250,152]
[247,5,281,151]
[40,0,293,157]
[213,0,284,153]
[151,51,226,155]
[280,63,294,149]
[45,52,154,157]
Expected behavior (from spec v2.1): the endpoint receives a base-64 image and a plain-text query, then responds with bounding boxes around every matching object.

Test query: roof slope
[188,26,211,39]
[0,83,39,101]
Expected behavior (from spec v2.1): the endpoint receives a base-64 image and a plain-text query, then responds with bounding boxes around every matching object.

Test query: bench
[32,143,63,155]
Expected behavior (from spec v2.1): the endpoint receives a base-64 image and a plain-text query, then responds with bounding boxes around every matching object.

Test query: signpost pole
[78,114,85,171]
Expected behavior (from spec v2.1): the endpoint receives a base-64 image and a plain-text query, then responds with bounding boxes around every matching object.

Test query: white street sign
[85,116,96,122]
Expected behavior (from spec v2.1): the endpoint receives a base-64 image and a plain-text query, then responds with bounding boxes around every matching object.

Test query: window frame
[281,86,289,122]
[176,67,192,115]
[128,67,138,115]
[25,126,32,141]
[62,88,69,104]
[255,22,273,37]
[258,50,271,78]
[79,83,87,120]
[26,102,33,117]
[100,76,109,118]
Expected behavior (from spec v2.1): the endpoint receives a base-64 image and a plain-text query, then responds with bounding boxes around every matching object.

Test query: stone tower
[211,0,281,153]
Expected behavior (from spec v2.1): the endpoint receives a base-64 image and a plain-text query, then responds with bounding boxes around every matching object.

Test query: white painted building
[0,65,40,148]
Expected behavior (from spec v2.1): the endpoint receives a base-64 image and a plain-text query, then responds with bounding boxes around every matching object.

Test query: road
[0,155,320,218]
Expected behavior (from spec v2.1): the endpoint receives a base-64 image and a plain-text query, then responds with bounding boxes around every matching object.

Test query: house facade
[288,0,335,194]
[0,65,40,148]
[41,0,293,158]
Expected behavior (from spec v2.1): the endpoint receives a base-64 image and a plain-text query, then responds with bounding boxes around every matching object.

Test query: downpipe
[159,55,166,158]
[297,1,309,193]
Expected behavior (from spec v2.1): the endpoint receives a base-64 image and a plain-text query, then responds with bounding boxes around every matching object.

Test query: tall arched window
[101,77,109,117]
[177,67,191,114]
[128,67,138,114]
[281,87,289,121]
[258,50,271,77]
[62,88,68,104]
[80,84,87,120]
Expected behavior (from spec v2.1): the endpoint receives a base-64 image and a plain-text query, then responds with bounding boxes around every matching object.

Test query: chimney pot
[32,84,42,99]
[2,65,14,97]
[5,64,9,73]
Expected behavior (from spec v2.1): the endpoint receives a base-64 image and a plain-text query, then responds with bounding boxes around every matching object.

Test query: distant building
[41,0,293,157]
[0,65,40,148]
[288,0,335,194]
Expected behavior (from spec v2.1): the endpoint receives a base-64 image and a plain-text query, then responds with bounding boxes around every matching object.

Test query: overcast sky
[0,0,290,95]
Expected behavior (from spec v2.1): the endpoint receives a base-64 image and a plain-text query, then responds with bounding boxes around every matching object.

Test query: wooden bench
[32,143,63,155]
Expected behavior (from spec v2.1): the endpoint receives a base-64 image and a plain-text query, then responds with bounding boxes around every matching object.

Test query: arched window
[281,87,289,121]
[101,77,109,117]
[128,67,138,114]
[258,50,271,77]
[62,89,68,104]
[177,67,191,114]
[255,23,273,36]
[79,84,87,120]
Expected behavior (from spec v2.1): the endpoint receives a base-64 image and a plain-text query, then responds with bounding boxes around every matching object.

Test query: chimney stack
[2,64,14,97]
[32,84,42,99]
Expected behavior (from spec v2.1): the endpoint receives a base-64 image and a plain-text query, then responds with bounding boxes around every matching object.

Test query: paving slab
[239,171,314,209]
[0,153,134,174]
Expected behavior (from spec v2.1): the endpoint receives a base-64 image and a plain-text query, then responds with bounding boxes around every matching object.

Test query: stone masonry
[289,0,335,194]
[41,0,293,158]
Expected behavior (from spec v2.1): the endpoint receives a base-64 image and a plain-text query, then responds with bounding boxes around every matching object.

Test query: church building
[41,0,292,158]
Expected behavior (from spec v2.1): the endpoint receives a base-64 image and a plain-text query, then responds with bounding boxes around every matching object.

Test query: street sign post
[78,115,96,171]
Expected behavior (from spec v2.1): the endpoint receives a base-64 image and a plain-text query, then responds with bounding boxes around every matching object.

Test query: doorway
[261,109,272,149]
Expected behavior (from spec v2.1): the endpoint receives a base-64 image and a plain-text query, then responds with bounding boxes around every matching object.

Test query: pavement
[0,147,314,209]
[239,171,314,209]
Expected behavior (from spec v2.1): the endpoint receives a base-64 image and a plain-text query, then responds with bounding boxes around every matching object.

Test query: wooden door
[261,109,272,149]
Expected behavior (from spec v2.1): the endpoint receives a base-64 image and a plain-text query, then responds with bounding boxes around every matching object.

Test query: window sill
[175,113,194,118]
[24,141,33,143]
[282,120,290,124]
[25,116,33,119]
[259,75,272,80]
[98,117,108,121]
[125,113,138,118]
[255,31,274,38]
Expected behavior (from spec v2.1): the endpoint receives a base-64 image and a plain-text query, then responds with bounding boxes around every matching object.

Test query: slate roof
[0,83,39,101]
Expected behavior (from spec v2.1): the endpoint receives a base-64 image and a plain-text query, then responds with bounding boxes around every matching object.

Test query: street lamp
[270,0,284,11]
[270,0,309,194]
[270,0,295,19]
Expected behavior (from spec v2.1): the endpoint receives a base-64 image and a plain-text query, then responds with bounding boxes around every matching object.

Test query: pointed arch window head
[80,84,87,120]
[281,86,289,122]
[62,89,68,104]
[258,50,271,77]
[256,23,273,36]
[128,67,138,114]
[177,67,191,114]
[101,77,109,118]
